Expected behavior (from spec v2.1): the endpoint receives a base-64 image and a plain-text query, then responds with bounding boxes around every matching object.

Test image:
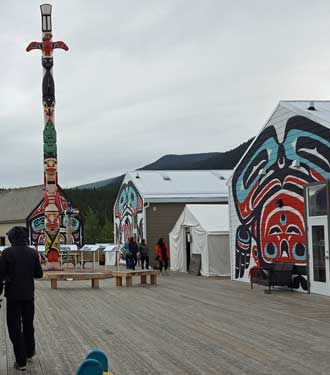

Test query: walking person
[122,238,130,269]
[129,237,138,270]
[155,238,170,275]
[0,226,43,371]
[139,239,150,270]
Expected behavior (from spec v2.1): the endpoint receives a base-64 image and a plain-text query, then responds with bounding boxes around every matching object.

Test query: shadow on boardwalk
[1,272,330,374]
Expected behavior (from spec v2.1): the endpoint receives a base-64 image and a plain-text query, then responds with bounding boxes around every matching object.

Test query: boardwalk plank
[1,274,330,374]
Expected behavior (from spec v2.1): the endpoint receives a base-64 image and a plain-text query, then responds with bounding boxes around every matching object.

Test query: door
[308,217,330,295]
[186,230,191,272]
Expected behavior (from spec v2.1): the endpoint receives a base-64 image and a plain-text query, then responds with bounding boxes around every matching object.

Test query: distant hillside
[77,175,124,190]
[141,153,219,170]
[191,138,253,169]
[76,138,254,190]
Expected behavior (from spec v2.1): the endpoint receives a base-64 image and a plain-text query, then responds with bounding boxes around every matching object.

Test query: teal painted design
[235,137,279,203]
[43,120,57,157]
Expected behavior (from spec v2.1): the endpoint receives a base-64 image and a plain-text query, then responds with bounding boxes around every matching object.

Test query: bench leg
[141,275,147,285]
[150,274,157,285]
[51,279,57,289]
[92,279,99,289]
[126,276,133,287]
[116,276,122,287]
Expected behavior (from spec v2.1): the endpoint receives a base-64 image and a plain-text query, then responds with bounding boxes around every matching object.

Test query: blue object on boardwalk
[75,359,103,375]
[86,350,108,372]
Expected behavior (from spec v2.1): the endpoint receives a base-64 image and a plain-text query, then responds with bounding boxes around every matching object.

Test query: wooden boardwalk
[1,272,330,374]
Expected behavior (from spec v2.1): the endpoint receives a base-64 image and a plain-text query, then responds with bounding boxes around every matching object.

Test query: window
[308,184,327,217]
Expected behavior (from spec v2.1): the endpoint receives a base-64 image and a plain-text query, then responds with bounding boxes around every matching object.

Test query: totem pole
[64,203,80,245]
[26,4,69,265]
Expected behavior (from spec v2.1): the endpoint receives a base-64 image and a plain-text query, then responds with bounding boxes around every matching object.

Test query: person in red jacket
[155,238,170,275]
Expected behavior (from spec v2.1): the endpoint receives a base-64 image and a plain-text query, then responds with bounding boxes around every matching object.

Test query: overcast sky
[1,1,330,187]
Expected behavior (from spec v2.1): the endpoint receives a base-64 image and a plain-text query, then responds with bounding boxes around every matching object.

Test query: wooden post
[91,279,99,289]
[51,279,57,289]
[116,276,122,287]
[150,273,157,285]
[141,275,147,285]
[126,276,133,287]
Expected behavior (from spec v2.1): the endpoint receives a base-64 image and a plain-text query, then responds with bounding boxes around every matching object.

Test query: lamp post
[26,4,69,267]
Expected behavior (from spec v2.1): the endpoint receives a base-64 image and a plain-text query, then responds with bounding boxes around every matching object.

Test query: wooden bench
[113,270,159,287]
[44,271,112,289]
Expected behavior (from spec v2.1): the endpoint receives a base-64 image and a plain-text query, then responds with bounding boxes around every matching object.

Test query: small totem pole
[26,4,69,265]
[64,203,80,245]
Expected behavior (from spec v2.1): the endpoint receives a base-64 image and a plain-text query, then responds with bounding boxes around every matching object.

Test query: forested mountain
[77,175,124,190]
[140,153,220,170]
[191,138,253,169]
[66,137,253,243]
[77,137,254,190]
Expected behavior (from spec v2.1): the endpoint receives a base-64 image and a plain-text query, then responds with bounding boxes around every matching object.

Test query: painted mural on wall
[232,115,330,290]
[114,181,144,244]
[27,191,83,248]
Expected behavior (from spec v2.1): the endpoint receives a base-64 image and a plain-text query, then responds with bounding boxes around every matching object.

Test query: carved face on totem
[44,158,57,197]
[44,210,60,236]
[43,99,55,119]
[232,115,330,288]
[42,33,52,42]
[42,57,53,70]
[44,158,57,175]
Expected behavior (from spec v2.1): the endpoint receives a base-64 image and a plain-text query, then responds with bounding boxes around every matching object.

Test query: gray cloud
[1,0,330,187]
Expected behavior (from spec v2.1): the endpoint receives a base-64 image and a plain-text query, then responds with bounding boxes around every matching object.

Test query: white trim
[227,102,281,184]
[280,100,330,128]
[227,100,330,184]
[143,197,228,203]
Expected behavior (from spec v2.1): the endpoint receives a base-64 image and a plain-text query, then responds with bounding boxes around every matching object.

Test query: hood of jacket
[7,226,29,246]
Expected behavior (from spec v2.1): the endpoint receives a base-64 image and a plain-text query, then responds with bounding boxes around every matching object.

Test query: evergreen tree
[84,207,100,244]
[99,219,114,243]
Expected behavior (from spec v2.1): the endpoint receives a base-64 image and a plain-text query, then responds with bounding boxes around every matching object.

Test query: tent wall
[190,225,208,275]
[169,211,186,272]
[169,204,230,277]
[207,234,230,276]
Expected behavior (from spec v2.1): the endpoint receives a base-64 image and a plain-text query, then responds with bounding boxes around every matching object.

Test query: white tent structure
[169,204,230,277]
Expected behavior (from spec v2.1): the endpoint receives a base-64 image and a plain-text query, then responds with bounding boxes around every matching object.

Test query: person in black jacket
[0,226,43,371]
[128,237,138,270]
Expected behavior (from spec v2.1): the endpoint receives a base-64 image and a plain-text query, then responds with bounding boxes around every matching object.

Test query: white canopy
[169,204,230,276]
[80,244,101,252]
[102,244,120,266]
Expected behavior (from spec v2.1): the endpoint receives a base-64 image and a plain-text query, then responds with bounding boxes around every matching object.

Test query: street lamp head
[40,4,52,32]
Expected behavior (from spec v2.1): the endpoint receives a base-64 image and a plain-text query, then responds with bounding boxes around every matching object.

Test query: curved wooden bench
[113,270,159,287]
[44,271,112,289]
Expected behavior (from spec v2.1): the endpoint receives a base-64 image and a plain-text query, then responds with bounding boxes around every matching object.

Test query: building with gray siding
[0,185,83,248]
[0,185,44,246]
[114,170,231,263]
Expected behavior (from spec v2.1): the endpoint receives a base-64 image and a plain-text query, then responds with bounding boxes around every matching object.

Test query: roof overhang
[0,219,26,224]
[144,195,228,203]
